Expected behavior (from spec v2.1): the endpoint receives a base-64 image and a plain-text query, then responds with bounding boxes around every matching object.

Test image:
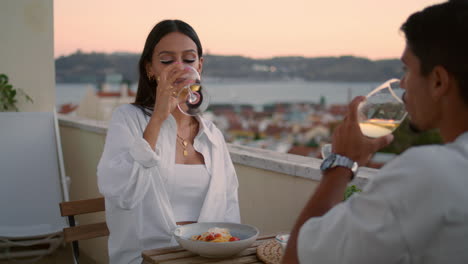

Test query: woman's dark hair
[401,0,468,105]
[133,20,203,116]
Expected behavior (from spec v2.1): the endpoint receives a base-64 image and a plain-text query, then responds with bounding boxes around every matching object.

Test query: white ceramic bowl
[173,222,259,258]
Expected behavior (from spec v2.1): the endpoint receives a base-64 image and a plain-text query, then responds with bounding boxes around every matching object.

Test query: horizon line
[55,50,400,61]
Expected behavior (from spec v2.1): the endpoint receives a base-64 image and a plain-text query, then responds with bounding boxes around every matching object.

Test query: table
[142,234,280,264]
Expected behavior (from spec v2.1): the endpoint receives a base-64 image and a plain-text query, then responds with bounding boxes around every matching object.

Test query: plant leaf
[0,74,34,111]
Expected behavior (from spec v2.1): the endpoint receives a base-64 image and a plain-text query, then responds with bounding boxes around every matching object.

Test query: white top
[298,132,468,264]
[97,104,240,264]
[170,164,211,222]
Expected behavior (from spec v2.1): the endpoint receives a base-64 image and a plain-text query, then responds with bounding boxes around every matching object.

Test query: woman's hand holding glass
[153,64,210,119]
[153,63,191,121]
[175,65,210,116]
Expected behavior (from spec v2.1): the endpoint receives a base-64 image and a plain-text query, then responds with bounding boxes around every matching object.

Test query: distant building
[76,83,135,121]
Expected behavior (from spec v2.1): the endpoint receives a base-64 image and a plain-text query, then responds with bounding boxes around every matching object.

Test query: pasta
[191,227,240,242]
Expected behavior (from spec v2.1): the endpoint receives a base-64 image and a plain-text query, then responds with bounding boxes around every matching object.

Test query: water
[56,83,94,106]
[56,80,380,107]
[206,80,378,105]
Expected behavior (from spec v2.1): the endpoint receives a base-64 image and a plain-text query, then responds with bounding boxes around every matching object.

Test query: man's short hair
[401,0,468,105]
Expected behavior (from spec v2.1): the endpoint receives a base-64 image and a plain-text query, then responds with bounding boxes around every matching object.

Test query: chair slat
[63,222,109,242]
[59,197,105,216]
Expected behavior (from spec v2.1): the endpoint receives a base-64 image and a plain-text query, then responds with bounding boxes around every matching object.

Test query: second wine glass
[176,66,210,116]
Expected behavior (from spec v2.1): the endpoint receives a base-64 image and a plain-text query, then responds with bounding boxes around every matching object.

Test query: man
[283,1,468,263]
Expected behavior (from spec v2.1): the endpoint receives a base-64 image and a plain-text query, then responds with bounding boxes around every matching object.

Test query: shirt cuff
[129,137,160,168]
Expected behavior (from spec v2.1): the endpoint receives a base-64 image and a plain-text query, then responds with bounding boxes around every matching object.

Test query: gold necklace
[176,121,193,157]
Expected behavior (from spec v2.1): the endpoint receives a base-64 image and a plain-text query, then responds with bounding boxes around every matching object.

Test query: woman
[97,20,240,264]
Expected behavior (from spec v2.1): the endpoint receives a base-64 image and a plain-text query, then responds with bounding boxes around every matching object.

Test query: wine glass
[175,66,210,116]
[321,78,407,159]
[358,78,407,138]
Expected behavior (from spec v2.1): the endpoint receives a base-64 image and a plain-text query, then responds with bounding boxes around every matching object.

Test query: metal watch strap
[334,154,358,180]
[321,153,358,180]
[334,155,354,169]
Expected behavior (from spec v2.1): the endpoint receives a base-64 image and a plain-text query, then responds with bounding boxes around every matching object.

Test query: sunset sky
[54,0,443,60]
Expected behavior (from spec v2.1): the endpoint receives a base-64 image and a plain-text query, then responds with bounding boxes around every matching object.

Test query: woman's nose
[174,57,184,64]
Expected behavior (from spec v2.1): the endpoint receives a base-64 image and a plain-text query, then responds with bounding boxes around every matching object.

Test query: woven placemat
[256,239,283,264]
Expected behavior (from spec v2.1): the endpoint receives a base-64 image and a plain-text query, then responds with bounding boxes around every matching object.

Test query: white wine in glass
[359,119,402,138]
[358,78,407,138]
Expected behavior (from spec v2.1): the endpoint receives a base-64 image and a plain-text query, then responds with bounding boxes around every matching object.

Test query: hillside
[55,51,403,83]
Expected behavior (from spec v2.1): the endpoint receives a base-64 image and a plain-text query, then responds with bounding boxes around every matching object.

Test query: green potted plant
[0,73,33,111]
[344,185,362,200]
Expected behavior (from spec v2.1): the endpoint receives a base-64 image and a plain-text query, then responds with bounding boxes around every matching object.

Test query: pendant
[183,150,188,156]
[183,140,188,147]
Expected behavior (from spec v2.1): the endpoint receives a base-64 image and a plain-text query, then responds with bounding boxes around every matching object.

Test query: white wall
[0,0,55,112]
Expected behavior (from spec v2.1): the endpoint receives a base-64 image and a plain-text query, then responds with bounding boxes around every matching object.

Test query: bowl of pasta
[173,222,259,258]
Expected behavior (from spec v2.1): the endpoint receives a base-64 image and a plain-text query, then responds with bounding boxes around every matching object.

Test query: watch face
[320,154,336,171]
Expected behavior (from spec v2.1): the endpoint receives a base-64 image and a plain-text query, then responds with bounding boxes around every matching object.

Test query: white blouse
[170,164,211,222]
[97,104,240,264]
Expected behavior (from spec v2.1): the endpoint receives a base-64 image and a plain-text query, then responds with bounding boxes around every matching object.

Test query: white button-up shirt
[97,104,240,264]
[298,132,468,264]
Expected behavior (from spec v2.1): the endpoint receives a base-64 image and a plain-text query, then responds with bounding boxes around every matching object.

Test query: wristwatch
[320,153,359,179]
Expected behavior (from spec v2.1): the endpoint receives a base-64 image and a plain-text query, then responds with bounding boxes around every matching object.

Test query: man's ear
[430,65,451,101]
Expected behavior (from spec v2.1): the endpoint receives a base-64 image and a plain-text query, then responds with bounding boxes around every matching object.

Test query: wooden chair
[59,197,109,264]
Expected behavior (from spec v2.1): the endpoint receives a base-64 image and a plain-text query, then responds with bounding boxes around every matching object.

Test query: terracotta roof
[264,125,287,135]
[58,103,78,114]
[328,104,348,116]
[287,145,318,157]
[96,90,136,97]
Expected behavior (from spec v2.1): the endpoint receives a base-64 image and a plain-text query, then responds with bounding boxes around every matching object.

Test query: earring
[147,73,154,81]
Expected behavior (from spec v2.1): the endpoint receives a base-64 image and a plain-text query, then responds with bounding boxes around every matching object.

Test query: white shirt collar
[194,115,219,147]
[167,114,219,147]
